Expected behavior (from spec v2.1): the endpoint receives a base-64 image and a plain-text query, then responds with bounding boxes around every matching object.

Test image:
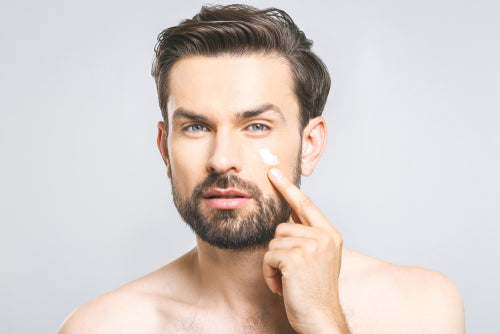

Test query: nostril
[206,156,241,174]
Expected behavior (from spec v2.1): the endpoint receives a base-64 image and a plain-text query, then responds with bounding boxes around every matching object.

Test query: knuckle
[287,247,304,261]
[318,229,342,249]
[275,223,288,236]
[293,196,312,217]
[263,250,274,263]
[317,233,331,248]
[332,231,343,247]
[300,195,313,209]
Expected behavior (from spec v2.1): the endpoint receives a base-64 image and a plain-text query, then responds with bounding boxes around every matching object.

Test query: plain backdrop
[1,0,498,333]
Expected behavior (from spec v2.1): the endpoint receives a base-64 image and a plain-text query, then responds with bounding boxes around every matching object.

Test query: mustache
[193,173,263,199]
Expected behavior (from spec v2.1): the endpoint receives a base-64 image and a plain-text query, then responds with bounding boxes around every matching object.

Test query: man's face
[164,54,303,249]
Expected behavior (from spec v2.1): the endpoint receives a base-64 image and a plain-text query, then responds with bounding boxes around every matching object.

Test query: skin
[59,54,465,333]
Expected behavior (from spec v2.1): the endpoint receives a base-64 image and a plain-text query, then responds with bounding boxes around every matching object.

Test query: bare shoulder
[59,250,198,334]
[58,285,158,334]
[341,248,465,334]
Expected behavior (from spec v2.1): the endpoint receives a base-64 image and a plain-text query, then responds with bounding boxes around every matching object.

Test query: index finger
[268,168,331,230]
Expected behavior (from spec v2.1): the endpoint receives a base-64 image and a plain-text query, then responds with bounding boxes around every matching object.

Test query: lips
[203,188,252,209]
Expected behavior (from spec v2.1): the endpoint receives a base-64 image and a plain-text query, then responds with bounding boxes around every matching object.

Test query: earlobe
[156,121,171,178]
[300,117,327,176]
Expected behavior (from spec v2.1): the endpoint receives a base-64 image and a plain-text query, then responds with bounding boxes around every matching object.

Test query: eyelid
[181,122,210,133]
[244,121,271,133]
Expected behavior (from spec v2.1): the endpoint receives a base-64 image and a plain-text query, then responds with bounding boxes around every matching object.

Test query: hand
[263,168,350,334]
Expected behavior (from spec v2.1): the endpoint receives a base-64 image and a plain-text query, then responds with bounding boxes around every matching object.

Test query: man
[59,4,465,333]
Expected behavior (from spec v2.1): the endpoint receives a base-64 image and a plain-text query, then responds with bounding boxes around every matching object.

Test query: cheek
[242,137,301,193]
[168,140,207,194]
[269,144,302,182]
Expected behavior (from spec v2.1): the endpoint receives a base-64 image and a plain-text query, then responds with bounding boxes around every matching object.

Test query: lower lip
[204,197,251,209]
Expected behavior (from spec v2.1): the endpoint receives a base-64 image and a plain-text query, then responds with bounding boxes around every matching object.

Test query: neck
[192,237,283,312]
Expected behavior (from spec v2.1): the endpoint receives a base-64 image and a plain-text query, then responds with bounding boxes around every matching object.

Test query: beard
[171,158,301,250]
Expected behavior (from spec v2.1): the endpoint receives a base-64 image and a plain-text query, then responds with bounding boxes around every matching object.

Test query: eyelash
[183,124,208,133]
[246,123,270,133]
[181,122,271,136]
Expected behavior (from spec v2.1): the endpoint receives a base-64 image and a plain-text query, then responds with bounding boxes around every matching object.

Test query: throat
[191,246,295,332]
[195,243,272,300]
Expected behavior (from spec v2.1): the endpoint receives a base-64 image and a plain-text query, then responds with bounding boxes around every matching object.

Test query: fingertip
[268,168,282,181]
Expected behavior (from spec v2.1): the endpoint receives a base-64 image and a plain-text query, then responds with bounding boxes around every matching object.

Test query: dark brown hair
[151,4,331,130]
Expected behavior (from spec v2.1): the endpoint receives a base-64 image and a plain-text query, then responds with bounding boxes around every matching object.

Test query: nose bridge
[207,126,242,174]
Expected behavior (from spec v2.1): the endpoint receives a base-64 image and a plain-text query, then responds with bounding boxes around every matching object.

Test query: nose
[206,128,242,174]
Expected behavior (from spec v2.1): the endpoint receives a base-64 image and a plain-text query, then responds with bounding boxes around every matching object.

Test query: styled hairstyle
[151,4,331,130]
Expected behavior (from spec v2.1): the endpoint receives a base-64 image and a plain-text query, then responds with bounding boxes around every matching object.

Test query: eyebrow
[234,103,285,122]
[172,103,285,123]
[172,108,210,123]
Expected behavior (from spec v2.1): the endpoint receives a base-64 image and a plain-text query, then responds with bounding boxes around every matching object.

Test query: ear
[300,116,327,176]
[156,121,171,178]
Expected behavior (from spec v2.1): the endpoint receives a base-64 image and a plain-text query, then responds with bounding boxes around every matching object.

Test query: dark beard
[172,165,301,250]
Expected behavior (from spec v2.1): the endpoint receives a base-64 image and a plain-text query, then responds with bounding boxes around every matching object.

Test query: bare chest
[156,307,297,334]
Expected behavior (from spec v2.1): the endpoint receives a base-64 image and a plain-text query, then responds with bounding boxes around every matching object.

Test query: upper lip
[204,188,251,199]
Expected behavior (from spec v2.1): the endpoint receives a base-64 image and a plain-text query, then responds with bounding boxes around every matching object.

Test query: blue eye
[247,123,269,133]
[184,124,207,133]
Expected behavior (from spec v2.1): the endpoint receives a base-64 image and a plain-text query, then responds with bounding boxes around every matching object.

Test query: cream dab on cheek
[259,148,279,166]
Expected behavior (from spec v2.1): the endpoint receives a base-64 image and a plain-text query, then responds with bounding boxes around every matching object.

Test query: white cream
[259,148,279,166]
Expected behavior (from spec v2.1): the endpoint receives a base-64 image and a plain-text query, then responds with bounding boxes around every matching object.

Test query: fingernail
[269,168,282,180]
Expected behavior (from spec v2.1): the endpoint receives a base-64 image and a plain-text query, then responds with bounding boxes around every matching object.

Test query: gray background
[0,0,498,333]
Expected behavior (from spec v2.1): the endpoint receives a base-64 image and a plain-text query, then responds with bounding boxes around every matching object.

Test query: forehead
[166,54,299,121]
